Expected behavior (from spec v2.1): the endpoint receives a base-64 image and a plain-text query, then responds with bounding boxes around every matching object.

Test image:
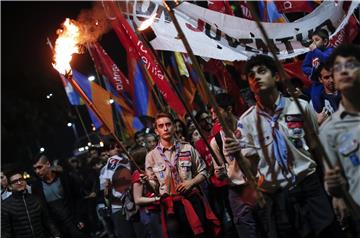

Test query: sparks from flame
[52,18,81,75]
[138,14,156,31]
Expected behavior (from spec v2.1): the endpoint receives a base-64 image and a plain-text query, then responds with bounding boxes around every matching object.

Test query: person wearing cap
[145,112,220,238]
[320,44,360,237]
[224,55,339,237]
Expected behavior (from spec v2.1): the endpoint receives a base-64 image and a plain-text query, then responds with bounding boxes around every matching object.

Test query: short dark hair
[328,44,360,67]
[312,28,329,40]
[154,112,174,128]
[312,63,332,81]
[195,109,209,122]
[214,93,234,110]
[134,130,145,139]
[33,154,50,165]
[5,169,24,181]
[244,55,278,77]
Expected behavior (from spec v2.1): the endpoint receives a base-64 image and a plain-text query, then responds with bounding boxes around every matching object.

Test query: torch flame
[138,14,156,31]
[52,18,81,75]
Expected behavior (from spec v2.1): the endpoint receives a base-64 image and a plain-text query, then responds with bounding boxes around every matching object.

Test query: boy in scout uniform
[145,112,220,238]
[320,44,360,237]
[223,55,339,238]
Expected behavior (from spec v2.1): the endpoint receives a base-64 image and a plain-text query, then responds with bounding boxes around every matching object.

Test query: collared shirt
[239,96,318,193]
[319,103,360,206]
[145,140,208,196]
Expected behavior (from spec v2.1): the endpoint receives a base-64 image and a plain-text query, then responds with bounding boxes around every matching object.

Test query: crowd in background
[1,25,360,238]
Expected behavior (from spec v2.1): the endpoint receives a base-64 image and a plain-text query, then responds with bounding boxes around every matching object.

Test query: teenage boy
[145,112,220,238]
[224,55,338,238]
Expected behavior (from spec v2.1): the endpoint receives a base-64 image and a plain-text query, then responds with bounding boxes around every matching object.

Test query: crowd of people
[1,35,360,238]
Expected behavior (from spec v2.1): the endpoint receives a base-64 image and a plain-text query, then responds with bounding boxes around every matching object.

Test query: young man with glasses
[320,44,360,237]
[2,170,60,238]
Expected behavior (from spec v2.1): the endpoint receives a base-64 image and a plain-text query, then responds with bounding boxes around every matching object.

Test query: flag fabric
[72,69,114,134]
[127,52,157,118]
[274,1,316,14]
[88,42,146,135]
[182,53,209,105]
[283,60,311,88]
[169,52,196,109]
[59,74,81,105]
[105,1,186,117]
[258,0,287,23]
[236,1,253,20]
[88,42,133,106]
[207,0,234,15]
[204,59,248,116]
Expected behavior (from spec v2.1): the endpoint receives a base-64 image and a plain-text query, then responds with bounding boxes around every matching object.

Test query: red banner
[105,1,186,116]
[274,1,315,14]
[88,42,134,100]
[207,0,234,15]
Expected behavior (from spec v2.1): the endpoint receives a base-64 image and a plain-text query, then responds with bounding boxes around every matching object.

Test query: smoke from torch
[52,18,81,75]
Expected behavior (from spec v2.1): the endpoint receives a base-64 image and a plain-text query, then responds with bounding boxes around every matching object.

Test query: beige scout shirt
[239,96,317,193]
[210,131,246,186]
[145,140,208,196]
[319,103,360,206]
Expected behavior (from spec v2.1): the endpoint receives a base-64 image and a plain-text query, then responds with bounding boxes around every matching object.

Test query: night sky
[1,2,126,168]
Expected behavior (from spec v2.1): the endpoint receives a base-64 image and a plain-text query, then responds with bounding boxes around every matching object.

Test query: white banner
[124,1,359,61]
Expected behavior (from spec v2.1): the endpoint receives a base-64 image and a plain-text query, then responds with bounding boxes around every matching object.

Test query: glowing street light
[40,147,45,152]
[88,75,95,81]
[67,122,72,127]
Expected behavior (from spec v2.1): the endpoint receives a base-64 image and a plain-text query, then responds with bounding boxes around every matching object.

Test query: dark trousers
[228,185,258,238]
[111,210,145,238]
[140,210,163,238]
[164,194,210,238]
[256,173,341,238]
[207,185,238,238]
[49,199,87,238]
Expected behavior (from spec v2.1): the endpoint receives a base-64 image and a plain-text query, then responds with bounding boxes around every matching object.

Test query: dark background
[1,1,127,168]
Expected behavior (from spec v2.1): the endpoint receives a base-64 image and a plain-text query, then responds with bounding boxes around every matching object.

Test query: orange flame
[138,14,156,31]
[52,18,81,75]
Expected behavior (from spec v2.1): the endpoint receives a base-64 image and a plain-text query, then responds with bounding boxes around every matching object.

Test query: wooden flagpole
[162,1,266,206]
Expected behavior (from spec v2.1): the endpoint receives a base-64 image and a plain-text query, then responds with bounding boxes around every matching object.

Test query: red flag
[105,1,186,116]
[283,60,311,88]
[330,15,359,47]
[207,0,234,15]
[274,1,315,14]
[204,59,248,116]
[88,42,134,101]
[237,1,253,20]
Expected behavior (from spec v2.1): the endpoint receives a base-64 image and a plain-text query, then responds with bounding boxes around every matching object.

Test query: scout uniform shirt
[145,140,208,196]
[319,103,360,206]
[238,95,318,193]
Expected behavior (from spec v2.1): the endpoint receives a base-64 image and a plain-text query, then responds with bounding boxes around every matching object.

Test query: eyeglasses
[333,61,360,73]
[10,177,25,185]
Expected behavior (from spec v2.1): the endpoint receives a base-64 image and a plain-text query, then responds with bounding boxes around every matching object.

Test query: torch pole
[162,1,265,206]
[245,3,360,217]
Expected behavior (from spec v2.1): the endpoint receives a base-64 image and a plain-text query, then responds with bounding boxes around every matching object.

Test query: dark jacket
[1,190,60,238]
[31,171,84,223]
